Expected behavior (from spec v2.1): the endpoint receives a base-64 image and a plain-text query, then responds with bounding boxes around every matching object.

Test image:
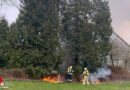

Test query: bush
[0,69,28,80]
[13,69,25,78]
[108,65,130,80]
[74,65,83,76]
[26,66,46,79]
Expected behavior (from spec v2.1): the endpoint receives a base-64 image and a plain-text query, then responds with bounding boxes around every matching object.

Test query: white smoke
[89,66,111,81]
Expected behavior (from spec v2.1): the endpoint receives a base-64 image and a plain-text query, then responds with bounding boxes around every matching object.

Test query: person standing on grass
[67,66,73,82]
[82,68,89,85]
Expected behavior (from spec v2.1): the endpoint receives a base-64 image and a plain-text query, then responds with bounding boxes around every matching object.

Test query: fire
[56,74,61,81]
[96,80,101,84]
[43,76,51,82]
[91,79,101,84]
[49,77,56,83]
[43,74,62,83]
[57,74,60,80]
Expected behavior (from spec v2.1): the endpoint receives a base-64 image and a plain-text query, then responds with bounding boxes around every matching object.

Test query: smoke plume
[89,66,111,81]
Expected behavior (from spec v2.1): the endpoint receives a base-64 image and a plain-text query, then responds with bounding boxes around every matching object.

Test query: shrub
[74,65,83,76]
[26,66,46,79]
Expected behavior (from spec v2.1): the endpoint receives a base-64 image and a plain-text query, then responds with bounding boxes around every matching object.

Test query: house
[107,31,130,69]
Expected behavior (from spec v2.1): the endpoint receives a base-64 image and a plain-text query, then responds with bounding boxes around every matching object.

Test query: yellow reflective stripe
[67,68,70,72]
[86,70,89,76]
[68,68,72,73]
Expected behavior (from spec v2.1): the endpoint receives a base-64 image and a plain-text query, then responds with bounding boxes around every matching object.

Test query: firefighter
[82,68,89,85]
[67,66,73,82]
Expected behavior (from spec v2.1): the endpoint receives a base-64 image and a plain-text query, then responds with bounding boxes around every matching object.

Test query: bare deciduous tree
[110,32,130,68]
[0,0,20,9]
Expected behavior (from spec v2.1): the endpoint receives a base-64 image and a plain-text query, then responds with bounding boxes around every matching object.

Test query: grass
[1,81,130,90]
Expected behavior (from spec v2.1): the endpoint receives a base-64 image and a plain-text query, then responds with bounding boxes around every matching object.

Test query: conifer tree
[92,0,112,64]
[17,0,64,77]
[61,0,112,73]
[0,17,9,68]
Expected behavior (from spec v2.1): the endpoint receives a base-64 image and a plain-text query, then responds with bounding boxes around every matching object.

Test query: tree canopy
[0,0,112,78]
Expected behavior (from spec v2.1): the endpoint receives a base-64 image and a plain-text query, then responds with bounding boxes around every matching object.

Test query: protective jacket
[67,67,73,74]
[82,70,89,76]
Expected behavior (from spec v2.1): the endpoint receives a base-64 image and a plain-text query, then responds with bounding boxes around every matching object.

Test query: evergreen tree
[17,0,64,77]
[0,17,9,68]
[92,0,112,64]
[61,0,112,74]
[6,18,27,68]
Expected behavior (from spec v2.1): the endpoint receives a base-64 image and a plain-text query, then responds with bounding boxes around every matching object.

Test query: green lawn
[1,81,130,90]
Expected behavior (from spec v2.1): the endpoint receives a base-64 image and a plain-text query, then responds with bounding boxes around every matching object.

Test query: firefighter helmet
[84,68,87,70]
[70,66,72,68]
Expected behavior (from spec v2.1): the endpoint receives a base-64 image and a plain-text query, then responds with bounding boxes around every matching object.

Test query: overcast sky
[0,0,130,44]
[109,0,130,44]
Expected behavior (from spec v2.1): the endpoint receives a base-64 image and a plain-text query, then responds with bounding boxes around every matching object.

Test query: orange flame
[57,74,61,80]
[96,80,101,84]
[43,76,51,82]
[43,74,61,83]
[49,77,56,83]
[91,79,101,84]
